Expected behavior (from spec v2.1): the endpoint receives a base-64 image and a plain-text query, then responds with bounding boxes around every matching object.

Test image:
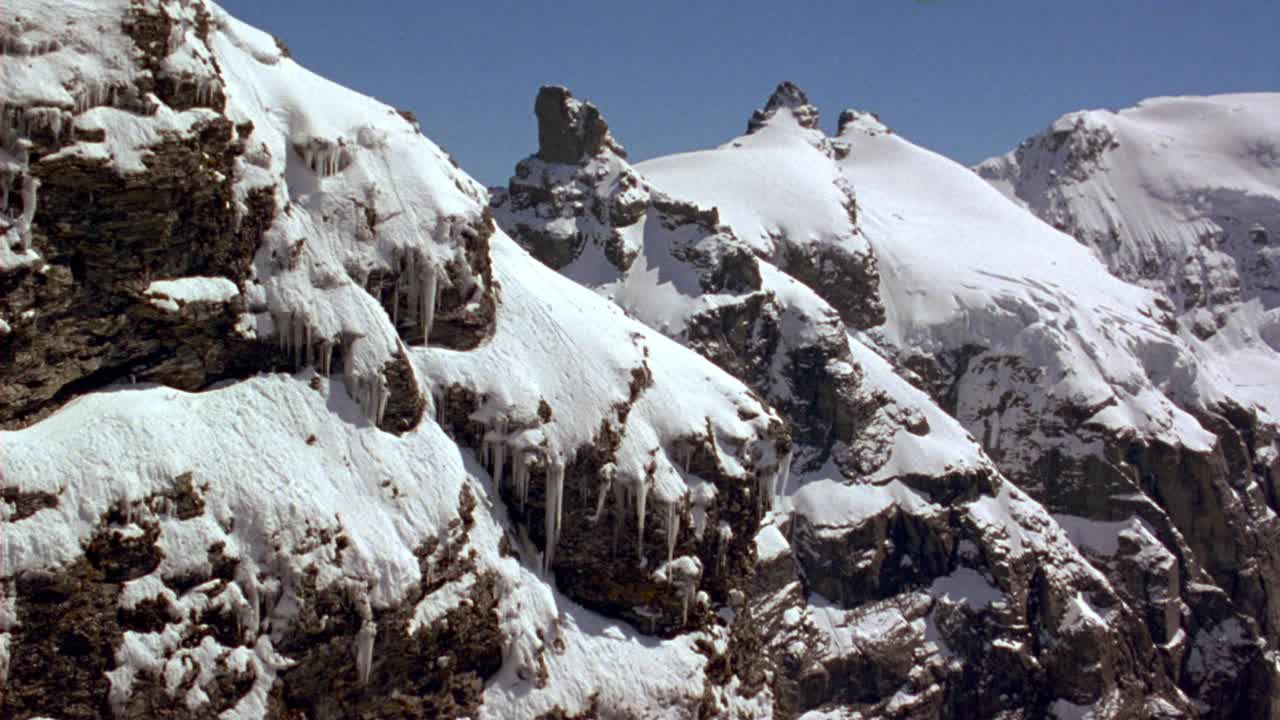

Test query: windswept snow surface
[835,111,1217,453]
[638,112,866,265]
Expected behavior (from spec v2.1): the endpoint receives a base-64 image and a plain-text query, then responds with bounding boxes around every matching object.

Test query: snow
[979,93,1280,430]
[146,276,240,313]
[792,478,930,533]
[2,374,464,607]
[835,110,1217,455]
[638,112,866,265]
[1050,699,1097,720]
[7,1,1269,714]
[754,523,790,563]
[418,232,781,520]
[0,15,791,707]
[1061,591,1108,630]
[928,568,1004,610]
[846,335,990,481]
[1051,513,1159,557]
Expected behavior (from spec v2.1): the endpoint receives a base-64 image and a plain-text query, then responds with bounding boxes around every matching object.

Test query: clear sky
[216,1,1280,186]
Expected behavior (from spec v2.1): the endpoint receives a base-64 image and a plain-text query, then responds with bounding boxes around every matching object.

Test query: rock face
[534,85,625,165]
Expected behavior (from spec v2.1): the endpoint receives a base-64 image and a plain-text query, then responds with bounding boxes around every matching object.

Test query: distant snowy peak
[975,92,1280,421]
[746,80,821,135]
[977,93,1280,318]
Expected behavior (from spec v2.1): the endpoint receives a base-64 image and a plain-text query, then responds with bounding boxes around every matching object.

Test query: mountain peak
[747,81,820,134]
[534,84,626,163]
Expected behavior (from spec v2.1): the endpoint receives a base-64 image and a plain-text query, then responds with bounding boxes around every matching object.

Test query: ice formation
[293,135,352,178]
[355,620,376,686]
[654,557,703,626]
[543,458,565,573]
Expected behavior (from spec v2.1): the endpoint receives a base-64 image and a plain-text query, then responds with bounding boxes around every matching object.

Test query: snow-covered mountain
[495,84,1280,717]
[3,1,1279,718]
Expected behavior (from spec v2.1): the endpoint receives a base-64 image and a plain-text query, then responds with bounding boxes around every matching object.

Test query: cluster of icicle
[0,108,42,255]
[272,310,390,425]
[294,137,353,178]
[0,34,61,57]
[480,417,567,574]
[1,104,75,151]
[190,76,224,108]
[384,248,446,346]
[757,448,793,515]
[352,587,377,686]
[0,172,38,253]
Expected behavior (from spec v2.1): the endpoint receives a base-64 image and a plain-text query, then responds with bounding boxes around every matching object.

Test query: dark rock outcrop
[747,81,821,135]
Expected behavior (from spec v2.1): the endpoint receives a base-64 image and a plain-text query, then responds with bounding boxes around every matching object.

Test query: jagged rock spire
[534,85,626,164]
[747,81,820,134]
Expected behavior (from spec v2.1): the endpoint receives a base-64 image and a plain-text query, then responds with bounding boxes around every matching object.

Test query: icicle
[636,479,648,563]
[611,478,627,553]
[376,386,389,426]
[277,312,290,352]
[391,273,400,327]
[421,266,437,344]
[293,319,305,368]
[544,459,565,574]
[681,444,692,473]
[405,252,420,325]
[717,522,733,572]
[682,584,693,626]
[513,451,529,511]
[237,560,261,641]
[320,340,333,376]
[342,337,354,389]
[775,449,793,506]
[666,501,679,565]
[302,323,312,368]
[591,464,615,522]
[1,169,12,212]
[15,175,39,250]
[493,440,506,487]
[758,468,776,514]
[355,620,376,686]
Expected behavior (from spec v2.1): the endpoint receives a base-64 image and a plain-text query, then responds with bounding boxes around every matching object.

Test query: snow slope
[978,93,1280,418]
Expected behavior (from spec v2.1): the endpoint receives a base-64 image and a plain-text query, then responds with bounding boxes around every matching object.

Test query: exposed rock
[534,85,625,165]
[748,81,821,135]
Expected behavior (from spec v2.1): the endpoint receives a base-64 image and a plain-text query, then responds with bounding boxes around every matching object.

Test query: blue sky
[217,1,1280,185]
